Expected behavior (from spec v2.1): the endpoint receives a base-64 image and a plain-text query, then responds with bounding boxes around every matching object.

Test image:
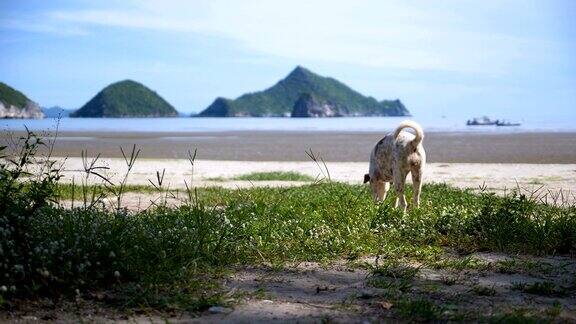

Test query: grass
[54,183,169,200]
[429,256,490,271]
[1,130,576,321]
[371,260,420,279]
[396,299,443,321]
[471,284,497,296]
[511,281,564,296]
[495,259,555,275]
[207,171,315,182]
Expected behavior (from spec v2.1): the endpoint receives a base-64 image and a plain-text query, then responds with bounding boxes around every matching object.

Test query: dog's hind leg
[411,168,423,208]
[393,171,408,211]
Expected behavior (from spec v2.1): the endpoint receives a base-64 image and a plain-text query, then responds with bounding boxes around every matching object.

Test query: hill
[197,66,409,117]
[42,106,74,118]
[71,80,177,118]
[0,82,44,119]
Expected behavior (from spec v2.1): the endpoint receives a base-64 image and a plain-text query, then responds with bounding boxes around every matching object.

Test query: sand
[3,130,576,163]
[48,157,576,209]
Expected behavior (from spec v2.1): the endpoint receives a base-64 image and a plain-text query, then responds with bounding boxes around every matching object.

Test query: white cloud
[5,0,569,74]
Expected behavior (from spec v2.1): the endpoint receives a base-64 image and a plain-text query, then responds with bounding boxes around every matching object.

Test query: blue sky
[1,0,575,118]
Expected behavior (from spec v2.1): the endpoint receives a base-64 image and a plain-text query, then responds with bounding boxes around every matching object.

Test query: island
[42,106,74,118]
[0,82,44,119]
[196,66,409,117]
[71,80,178,118]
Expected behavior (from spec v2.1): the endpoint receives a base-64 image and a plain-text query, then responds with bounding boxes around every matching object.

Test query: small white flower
[114,271,120,278]
[109,251,116,258]
[0,285,7,292]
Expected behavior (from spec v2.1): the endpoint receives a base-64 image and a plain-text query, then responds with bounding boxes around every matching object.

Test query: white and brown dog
[364,120,426,210]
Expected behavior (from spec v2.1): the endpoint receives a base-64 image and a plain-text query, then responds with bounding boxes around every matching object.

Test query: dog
[364,120,426,211]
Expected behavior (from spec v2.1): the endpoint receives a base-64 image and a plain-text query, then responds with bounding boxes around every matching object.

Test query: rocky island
[0,82,44,119]
[197,66,409,117]
[71,80,178,118]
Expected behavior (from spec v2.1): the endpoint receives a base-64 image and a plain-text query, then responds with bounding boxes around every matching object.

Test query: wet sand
[3,130,576,163]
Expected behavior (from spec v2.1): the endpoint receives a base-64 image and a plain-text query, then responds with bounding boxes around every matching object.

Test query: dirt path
[191,252,576,322]
[6,253,575,322]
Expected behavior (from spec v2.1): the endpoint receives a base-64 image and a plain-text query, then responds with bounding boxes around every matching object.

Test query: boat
[466,116,497,126]
[496,120,521,127]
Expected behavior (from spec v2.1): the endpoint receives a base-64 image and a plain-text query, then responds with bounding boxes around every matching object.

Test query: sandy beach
[50,157,576,206]
[3,130,576,163]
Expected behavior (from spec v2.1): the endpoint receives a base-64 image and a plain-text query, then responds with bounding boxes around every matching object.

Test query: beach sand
[3,130,576,163]
[51,157,576,208]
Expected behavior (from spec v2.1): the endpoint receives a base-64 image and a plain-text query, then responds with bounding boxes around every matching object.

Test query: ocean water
[1,115,575,133]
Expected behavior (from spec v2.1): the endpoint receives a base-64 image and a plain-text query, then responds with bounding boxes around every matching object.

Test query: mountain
[291,93,339,117]
[42,106,74,118]
[71,80,178,118]
[197,66,409,117]
[0,82,44,119]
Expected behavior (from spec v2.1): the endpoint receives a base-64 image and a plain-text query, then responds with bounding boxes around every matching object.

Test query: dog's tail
[394,120,424,146]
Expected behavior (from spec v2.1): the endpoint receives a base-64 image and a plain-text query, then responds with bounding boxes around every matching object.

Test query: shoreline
[3,130,576,163]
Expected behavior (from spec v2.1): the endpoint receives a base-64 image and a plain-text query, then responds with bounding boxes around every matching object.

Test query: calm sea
[2,115,575,133]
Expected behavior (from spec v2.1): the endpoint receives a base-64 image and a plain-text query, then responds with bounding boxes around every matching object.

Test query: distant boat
[496,120,521,127]
[466,116,497,126]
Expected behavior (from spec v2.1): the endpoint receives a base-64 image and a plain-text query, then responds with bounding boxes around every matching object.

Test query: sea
[1,115,575,134]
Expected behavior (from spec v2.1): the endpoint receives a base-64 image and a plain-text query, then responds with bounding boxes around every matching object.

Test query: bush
[1,130,62,296]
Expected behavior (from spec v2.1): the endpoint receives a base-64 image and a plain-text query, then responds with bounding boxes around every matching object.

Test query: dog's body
[364,121,426,210]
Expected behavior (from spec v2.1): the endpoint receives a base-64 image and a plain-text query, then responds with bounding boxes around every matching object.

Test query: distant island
[0,82,44,119]
[42,106,74,118]
[196,66,409,117]
[71,80,178,118]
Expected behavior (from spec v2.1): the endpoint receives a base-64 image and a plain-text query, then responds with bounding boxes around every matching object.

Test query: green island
[71,80,178,118]
[197,66,409,117]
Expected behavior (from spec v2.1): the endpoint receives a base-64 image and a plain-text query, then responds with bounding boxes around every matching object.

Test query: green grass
[54,183,169,200]
[4,181,576,310]
[206,171,316,182]
[511,281,564,296]
[471,284,497,296]
[429,256,490,271]
[2,131,576,319]
[5,182,574,297]
[396,299,444,321]
[233,171,315,182]
[371,260,420,279]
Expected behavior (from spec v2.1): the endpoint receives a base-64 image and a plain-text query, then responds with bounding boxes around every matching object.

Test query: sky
[1,0,575,118]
